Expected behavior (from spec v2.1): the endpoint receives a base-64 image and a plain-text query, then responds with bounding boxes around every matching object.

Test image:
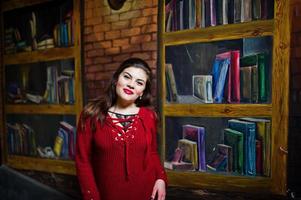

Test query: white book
[192,75,213,103]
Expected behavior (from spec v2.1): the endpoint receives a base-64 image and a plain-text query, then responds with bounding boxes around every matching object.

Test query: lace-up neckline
[108,111,137,132]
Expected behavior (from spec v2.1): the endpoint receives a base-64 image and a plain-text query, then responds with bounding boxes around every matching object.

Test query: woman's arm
[75,115,101,200]
[149,110,167,200]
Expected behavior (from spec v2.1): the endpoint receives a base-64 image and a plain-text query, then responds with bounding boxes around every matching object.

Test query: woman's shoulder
[139,106,157,120]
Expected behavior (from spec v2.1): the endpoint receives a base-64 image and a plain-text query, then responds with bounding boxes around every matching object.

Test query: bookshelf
[159,0,291,195]
[0,0,82,175]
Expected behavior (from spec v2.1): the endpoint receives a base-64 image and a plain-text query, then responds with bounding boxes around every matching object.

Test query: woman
[76,58,167,200]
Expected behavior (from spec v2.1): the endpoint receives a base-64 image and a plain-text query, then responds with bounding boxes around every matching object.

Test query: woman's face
[115,66,148,105]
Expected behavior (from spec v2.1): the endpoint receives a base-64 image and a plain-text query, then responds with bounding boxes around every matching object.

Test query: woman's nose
[127,82,134,89]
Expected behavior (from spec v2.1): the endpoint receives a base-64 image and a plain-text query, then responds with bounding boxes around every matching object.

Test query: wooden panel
[167,170,272,194]
[1,0,53,12]
[164,104,272,117]
[73,0,83,121]
[7,155,76,175]
[163,20,274,46]
[270,0,291,195]
[6,104,77,114]
[3,47,75,65]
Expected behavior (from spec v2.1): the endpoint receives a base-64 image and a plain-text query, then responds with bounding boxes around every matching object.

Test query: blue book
[228,119,256,176]
[212,58,230,103]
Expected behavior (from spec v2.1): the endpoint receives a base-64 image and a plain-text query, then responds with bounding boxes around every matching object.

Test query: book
[59,121,76,159]
[165,63,178,102]
[192,75,213,103]
[53,135,64,157]
[215,50,240,103]
[240,53,268,102]
[57,128,69,159]
[207,144,232,172]
[228,119,256,176]
[240,65,258,103]
[182,124,206,171]
[256,140,263,175]
[172,147,184,162]
[224,128,244,174]
[212,57,230,103]
[241,0,252,22]
[22,123,37,156]
[252,0,261,20]
[240,117,271,176]
[178,139,198,170]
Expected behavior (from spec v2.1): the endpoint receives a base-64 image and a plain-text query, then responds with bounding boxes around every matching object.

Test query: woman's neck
[109,103,139,115]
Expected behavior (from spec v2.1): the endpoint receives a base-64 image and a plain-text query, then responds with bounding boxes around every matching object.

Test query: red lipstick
[123,88,134,95]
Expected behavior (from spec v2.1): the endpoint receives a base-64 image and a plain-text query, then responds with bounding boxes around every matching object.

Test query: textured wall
[83,0,158,100]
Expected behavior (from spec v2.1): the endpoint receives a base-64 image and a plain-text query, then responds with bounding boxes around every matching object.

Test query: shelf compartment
[6,155,76,175]
[3,47,75,65]
[163,20,274,46]
[6,104,77,114]
[1,0,54,12]
[164,104,272,117]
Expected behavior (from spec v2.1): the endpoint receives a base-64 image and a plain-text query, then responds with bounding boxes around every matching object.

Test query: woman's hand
[151,179,166,200]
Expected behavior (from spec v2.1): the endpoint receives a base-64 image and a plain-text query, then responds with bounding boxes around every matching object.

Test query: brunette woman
[76,58,167,200]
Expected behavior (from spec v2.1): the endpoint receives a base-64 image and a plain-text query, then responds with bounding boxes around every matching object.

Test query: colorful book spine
[224,128,244,174]
[182,124,206,171]
[228,119,256,176]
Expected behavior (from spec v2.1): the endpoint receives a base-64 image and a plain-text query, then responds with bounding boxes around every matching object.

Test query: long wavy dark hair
[81,58,153,131]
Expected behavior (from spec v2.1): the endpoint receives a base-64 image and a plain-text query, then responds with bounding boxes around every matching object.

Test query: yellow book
[53,135,63,157]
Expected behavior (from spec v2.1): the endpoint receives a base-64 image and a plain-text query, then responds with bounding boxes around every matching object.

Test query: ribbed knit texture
[76,107,167,200]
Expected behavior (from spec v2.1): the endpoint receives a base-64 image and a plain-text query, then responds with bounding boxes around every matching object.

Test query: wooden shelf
[163,20,274,46]
[3,47,75,65]
[166,170,272,194]
[6,155,76,175]
[5,104,77,114]
[1,0,53,12]
[164,104,272,117]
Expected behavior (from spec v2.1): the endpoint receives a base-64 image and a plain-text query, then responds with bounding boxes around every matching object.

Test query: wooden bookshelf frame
[7,155,76,175]
[0,0,83,174]
[158,0,291,195]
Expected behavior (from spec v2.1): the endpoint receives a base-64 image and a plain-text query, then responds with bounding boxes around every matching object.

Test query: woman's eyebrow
[123,71,132,78]
[124,71,146,83]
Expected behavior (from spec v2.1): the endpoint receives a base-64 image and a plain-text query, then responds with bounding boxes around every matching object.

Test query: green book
[224,128,244,174]
[240,53,268,102]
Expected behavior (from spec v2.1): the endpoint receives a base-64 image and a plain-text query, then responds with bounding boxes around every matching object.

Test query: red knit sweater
[75,107,167,200]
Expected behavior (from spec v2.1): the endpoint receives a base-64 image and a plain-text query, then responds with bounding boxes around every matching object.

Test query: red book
[231,50,240,102]
[256,140,263,175]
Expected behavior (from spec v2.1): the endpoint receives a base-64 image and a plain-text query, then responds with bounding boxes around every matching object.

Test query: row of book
[165,0,273,32]
[166,50,269,104]
[45,66,75,104]
[6,123,37,156]
[7,65,75,104]
[165,118,271,176]
[6,121,76,160]
[4,10,73,54]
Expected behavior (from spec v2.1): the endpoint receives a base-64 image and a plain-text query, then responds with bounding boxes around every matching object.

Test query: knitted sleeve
[149,110,168,185]
[75,114,101,200]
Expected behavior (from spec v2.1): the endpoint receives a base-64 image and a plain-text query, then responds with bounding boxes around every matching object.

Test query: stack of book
[165,124,206,171]
[53,121,76,160]
[207,118,271,176]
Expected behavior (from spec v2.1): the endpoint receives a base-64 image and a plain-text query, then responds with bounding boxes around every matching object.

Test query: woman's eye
[124,74,130,79]
[137,81,144,86]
